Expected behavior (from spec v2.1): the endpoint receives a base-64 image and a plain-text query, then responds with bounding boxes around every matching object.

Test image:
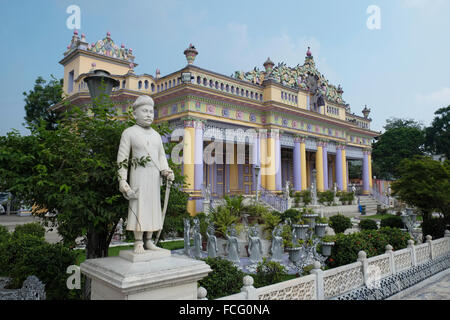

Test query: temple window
[138,81,142,90]
[144,80,149,89]
[151,83,155,92]
[203,78,207,86]
[197,76,201,84]
[221,83,224,90]
[226,84,229,92]
[231,86,234,93]
[215,81,219,89]
[122,80,126,89]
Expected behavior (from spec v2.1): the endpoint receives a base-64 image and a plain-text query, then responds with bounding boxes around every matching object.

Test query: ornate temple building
[53,31,379,215]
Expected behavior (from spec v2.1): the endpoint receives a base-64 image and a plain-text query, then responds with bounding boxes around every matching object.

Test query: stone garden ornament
[117,95,174,254]
[206,224,218,258]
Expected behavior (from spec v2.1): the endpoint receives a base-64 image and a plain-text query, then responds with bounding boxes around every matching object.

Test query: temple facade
[53,31,379,215]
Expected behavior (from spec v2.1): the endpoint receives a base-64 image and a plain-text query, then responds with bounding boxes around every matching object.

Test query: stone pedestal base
[80,250,211,300]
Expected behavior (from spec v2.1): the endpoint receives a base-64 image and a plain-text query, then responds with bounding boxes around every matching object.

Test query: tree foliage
[425,105,450,159]
[23,75,63,130]
[372,118,425,179]
[391,156,450,219]
[0,88,185,261]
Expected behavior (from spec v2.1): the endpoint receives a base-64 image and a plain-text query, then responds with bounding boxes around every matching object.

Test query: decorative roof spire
[155,68,161,79]
[263,57,275,74]
[183,43,198,65]
[306,46,312,57]
[362,105,371,118]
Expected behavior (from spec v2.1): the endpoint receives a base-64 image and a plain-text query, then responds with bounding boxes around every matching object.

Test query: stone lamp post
[254,164,261,202]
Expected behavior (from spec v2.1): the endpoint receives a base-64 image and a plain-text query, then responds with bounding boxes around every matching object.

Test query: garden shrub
[318,190,334,205]
[281,208,301,222]
[421,217,449,241]
[359,219,378,231]
[253,258,288,288]
[329,214,352,234]
[0,225,10,244]
[261,211,281,240]
[210,206,239,238]
[380,216,404,229]
[198,257,245,299]
[0,233,78,299]
[241,203,269,218]
[328,227,410,268]
[300,190,312,205]
[13,222,45,239]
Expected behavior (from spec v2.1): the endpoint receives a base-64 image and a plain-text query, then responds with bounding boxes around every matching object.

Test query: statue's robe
[117,125,169,232]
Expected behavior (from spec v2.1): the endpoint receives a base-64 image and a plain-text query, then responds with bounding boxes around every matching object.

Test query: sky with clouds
[0,0,449,136]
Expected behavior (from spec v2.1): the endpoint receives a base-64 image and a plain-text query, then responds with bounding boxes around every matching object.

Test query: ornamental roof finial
[184,43,198,65]
[306,46,312,57]
[263,57,275,74]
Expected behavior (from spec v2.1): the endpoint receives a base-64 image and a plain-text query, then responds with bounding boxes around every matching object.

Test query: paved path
[389,269,450,300]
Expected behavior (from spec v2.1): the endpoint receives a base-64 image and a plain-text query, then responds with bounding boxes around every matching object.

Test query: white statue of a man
[117,95,174,254]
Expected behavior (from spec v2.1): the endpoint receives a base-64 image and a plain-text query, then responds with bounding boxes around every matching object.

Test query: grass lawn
[75,240,186,265]
[359,214,422,221]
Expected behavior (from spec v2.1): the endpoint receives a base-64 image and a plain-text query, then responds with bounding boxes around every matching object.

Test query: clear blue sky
[1,0,449,136]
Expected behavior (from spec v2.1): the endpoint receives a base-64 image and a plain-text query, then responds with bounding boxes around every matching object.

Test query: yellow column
[316,142,324,192]
[300,137,307,191]
[342,148,348,191]
[259,131,267,189]
[183,120,196,215]
[264,131,276,192]
[368,152,373,189]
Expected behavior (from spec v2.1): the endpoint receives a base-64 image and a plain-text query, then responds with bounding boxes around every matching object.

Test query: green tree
[391,156,450,220]
[372,118,425,179]
[425,106,450,159]
[23,75,63,130]
[0,90,185,259]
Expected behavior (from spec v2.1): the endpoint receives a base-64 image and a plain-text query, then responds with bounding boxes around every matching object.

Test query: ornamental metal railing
[371,186,390,207]
[259,187,288,213]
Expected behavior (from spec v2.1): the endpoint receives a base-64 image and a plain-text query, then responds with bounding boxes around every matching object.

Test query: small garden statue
[192,218,202,258]
[270,225,284,262]
[206,224,218,258]
[183,218,190,256]
[248,225,263,264]
[226,225,240,264]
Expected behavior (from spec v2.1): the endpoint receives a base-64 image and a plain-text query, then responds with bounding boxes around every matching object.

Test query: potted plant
[286,239,303,263]
[292,219,309,240]
[302,209,318,229]
[315,216,328,238]
[321,235,336,256]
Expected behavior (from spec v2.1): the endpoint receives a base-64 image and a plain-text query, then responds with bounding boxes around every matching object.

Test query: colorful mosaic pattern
[233,55,345,105]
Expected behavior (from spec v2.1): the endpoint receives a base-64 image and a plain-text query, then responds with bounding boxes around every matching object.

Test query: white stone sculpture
[117,95,174,254]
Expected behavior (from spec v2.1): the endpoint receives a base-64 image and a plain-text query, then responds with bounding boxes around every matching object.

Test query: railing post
[385,244,395,275]
[197,287,208,300]
[408,239,416,267]
[426,235,433,260]
[241,275,257,300]
[309,261,324,300]
[357,251,369,286]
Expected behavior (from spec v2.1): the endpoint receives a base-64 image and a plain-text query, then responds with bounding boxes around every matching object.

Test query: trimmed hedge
[359,219,378,231]
[329,214,352,234]
[253,258,288,288]
[380,216,404,229]
[0,224,78,300]
[198,257,245,300]
[13,222,45,240]
[328,227,411,268]
[421,217,449,241]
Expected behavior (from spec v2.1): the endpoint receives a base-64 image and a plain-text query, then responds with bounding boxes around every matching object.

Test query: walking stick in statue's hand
[154,176,172,246]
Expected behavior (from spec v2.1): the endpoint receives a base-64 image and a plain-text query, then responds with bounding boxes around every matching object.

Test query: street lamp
[84,69,120,101]
[254,164,261,202]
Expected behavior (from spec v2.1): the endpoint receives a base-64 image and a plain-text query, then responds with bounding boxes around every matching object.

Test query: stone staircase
[358,195,379,215]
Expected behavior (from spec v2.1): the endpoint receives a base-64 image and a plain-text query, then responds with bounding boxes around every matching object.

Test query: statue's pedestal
[80,250,211,300]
